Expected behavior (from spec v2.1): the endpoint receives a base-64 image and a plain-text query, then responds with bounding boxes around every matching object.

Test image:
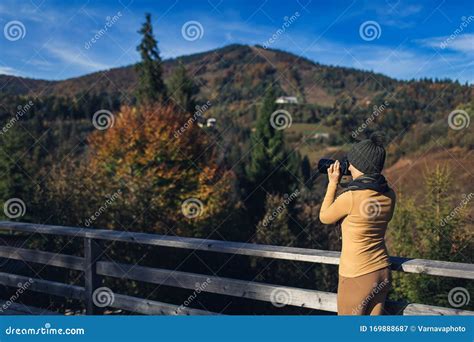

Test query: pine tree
[135,13,167,105]
[245,89,300,222]
[167,60,199,113]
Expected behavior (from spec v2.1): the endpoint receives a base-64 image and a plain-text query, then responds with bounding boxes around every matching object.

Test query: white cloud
[387,4,423,17]
[45,44,110,71]
[0,66,22,76]
[292,36,473,83]
[416,34,474,54]
[448,35,474,53]
[0,1,60,24]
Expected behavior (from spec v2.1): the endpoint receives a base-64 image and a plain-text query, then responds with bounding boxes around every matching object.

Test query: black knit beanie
[347,132,386,174]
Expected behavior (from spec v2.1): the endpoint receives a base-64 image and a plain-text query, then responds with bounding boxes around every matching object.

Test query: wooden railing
[0,221,472,316]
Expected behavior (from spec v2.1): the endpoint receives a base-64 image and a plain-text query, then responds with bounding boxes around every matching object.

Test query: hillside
[0,44,472,168]
[0,44,398,103]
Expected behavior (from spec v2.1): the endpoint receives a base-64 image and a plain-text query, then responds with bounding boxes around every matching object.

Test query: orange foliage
[78,104,233,234]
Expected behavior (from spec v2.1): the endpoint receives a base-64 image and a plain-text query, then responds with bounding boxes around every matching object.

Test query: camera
[317,158,350,176]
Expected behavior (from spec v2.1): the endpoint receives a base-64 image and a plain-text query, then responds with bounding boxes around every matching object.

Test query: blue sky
[0,0,473,82]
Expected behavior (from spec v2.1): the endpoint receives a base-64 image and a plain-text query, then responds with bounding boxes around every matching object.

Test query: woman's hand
[327,160,342,185]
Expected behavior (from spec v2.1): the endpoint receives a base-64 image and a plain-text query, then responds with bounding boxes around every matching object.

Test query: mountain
[0,44,399,104]
[0,44,472,165]
[0,44,472,214]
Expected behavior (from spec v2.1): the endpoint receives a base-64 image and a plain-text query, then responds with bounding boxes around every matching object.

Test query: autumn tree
[136,13,167,105]
[74,105,232,237]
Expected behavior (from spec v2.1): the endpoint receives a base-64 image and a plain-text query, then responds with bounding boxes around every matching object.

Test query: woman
[319,133,396,315]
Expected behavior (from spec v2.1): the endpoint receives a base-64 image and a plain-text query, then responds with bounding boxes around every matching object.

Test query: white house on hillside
[206,118,217,127]
[313,132,330,139]
[198,118,217,128]
[275,96,298,104]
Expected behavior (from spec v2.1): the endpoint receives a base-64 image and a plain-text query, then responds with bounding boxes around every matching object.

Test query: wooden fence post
[84,237,102,314]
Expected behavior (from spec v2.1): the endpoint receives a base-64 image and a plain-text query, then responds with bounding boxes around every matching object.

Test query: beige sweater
[319,182,396,278]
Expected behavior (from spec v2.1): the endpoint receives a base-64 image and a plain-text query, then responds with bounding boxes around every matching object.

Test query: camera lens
[317,158,350,175]
[317,159,335,174]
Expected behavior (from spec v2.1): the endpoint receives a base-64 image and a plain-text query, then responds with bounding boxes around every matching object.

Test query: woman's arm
[319,160,352,224]
[319,183,352,224]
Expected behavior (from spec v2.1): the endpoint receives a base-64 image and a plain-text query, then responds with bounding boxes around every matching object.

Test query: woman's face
[348,163,362,177]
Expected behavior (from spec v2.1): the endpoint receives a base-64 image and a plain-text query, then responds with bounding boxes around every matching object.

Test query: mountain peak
[1,43,398,105]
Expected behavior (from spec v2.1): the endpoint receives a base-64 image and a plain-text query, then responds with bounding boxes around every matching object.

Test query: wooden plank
[0,222,88,239]
[0,246,84,271]
[0,272,84,300]
[99,262,474,316]
[0,301,59,315]
[110,293,218,315]
[386,301,474,316]
[0,222,340,264]
[389,256,474,279]
[401,303,474,316]
[97,261,338,312]
[0,221,472,279]
[84,238,102,314]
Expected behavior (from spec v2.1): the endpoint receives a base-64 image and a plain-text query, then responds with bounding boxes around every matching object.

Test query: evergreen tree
[135,13,167,105]
[167,60,199,113]
[245,89,300,222]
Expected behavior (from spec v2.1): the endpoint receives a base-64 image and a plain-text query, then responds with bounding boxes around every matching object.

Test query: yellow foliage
[50,104,234,235]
